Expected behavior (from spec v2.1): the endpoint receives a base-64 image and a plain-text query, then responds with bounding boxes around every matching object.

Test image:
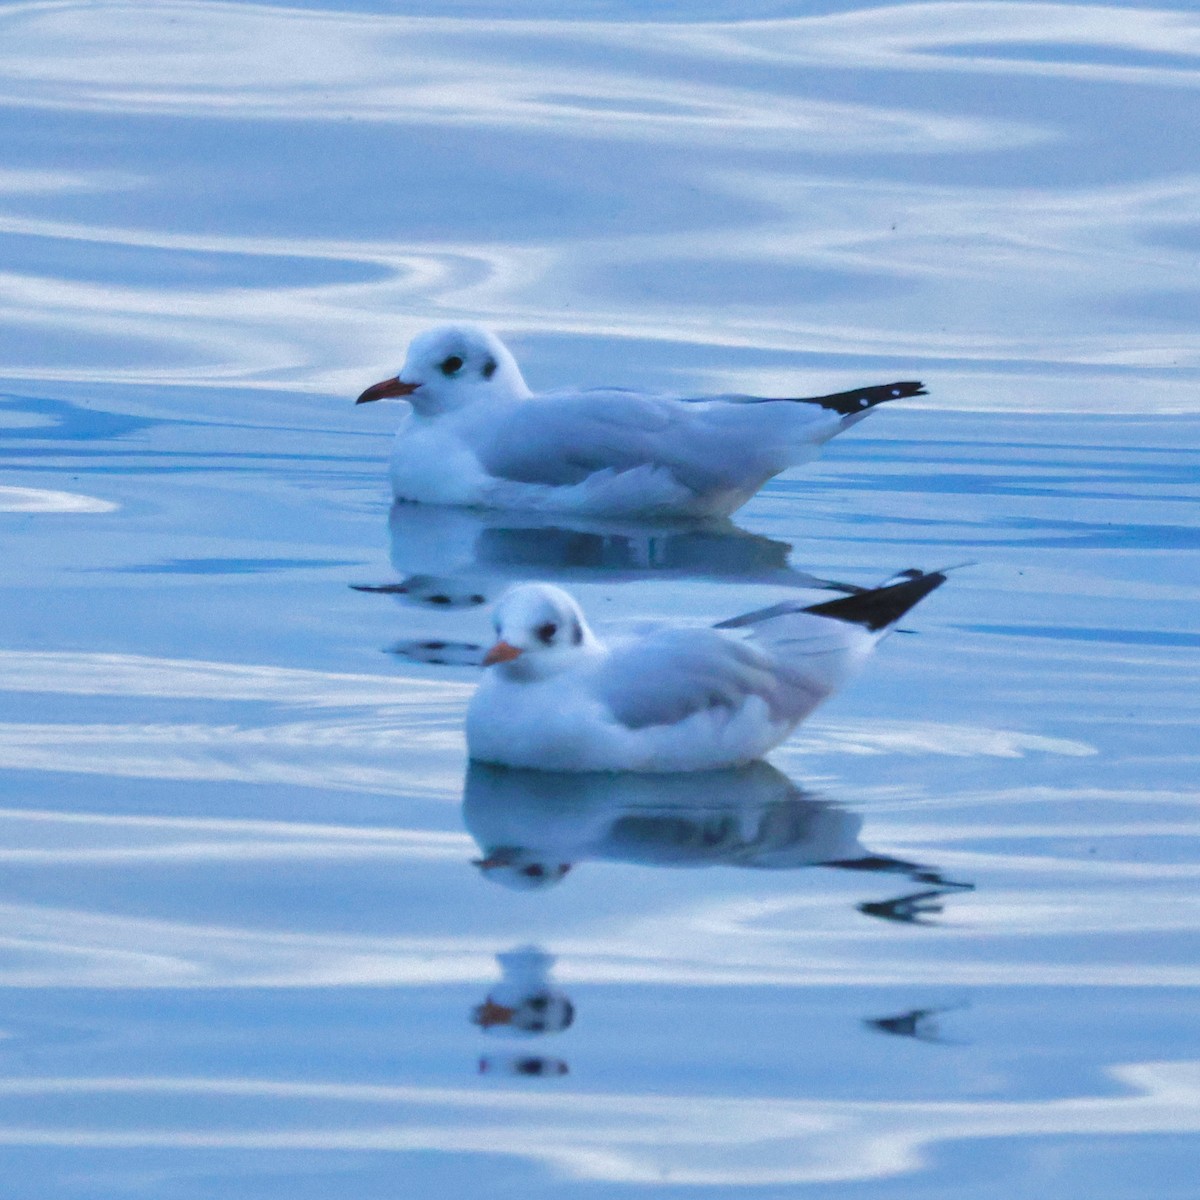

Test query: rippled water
[2,1,1199,1195]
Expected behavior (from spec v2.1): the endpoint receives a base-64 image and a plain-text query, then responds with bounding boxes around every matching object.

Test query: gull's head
[356,324,529,415]
[483,583,596,680]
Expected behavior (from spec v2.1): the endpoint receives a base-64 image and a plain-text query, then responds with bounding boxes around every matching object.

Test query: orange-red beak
[483,640,523,666]
[355,376,420,404]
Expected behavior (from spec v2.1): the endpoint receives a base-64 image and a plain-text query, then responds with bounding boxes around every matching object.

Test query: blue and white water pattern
[1,2,1198,1195]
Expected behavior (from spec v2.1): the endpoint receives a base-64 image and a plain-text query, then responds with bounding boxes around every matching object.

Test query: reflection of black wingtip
[799,380,926,415]
[802,569,946,631]
[858,887,960,925]
[865,1001,968,1044]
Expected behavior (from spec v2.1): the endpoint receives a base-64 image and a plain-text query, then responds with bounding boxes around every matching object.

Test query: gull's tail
[800,568,946,631]
[795,381,926,416]
[710,567,949,727]
[715,567,951,634]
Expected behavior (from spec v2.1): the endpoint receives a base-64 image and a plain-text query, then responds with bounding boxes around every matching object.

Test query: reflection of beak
[473,999,516,1028]
[356,376,420,404]
[472,853,510,870]
[483,640,523,666]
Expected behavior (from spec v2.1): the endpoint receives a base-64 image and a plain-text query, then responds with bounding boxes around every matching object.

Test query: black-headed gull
[356,325,925,517]
[466,569,948,772]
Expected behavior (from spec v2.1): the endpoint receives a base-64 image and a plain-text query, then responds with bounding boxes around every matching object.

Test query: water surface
[1,1,1198,1195]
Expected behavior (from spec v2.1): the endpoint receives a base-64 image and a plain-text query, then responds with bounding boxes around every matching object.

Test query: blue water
[1,2,1199,1195]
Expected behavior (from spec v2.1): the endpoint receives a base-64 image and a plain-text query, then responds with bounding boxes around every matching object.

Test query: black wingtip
[797,381,926,416]
[801,569,946,631]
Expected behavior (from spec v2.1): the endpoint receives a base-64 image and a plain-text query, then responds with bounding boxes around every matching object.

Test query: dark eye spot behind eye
[536,622,557,644]
[439,355,464,376]
[482,358,497,379]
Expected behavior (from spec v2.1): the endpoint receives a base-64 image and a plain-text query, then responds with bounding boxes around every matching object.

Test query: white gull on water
[356,325,925,518]
[466,570,947,772]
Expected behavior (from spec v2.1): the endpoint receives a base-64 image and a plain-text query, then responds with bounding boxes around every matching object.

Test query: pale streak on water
[0,0,1198,1195]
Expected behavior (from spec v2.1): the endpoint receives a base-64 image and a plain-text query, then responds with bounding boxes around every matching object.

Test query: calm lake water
[1,1,1199,1196]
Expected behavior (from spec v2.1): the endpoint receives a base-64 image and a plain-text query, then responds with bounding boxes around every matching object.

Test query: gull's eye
[439,355,464,376]
[482,358,497,379]
[521,864,545,878]
[536,622,557,644]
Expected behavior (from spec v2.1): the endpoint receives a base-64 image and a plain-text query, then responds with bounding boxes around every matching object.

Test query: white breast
[388,416,492,506]
[467,672,797,772]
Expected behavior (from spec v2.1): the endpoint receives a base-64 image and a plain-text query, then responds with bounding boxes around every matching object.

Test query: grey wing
[476,390,677,487]
[590,628,790,730]
[475,390,833,492]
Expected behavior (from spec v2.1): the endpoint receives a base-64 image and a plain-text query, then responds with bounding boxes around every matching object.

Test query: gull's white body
[358,325,923,519]
[387,391,835,517]
[469,653,811,773]
[466,574,943,773]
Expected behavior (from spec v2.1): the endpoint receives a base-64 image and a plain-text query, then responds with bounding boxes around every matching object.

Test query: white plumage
[357,325,925,518]
[466,569,947,772]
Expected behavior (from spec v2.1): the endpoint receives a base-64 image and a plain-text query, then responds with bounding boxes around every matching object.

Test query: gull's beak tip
[355,376,420,404]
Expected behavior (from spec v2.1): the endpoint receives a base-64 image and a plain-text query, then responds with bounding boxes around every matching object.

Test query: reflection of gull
[356,325,923,517]
[468,570,947,771]
[463,759,929,890]
[369,501,846,610]
[857,888,961,926]
[471,946,574,1035]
